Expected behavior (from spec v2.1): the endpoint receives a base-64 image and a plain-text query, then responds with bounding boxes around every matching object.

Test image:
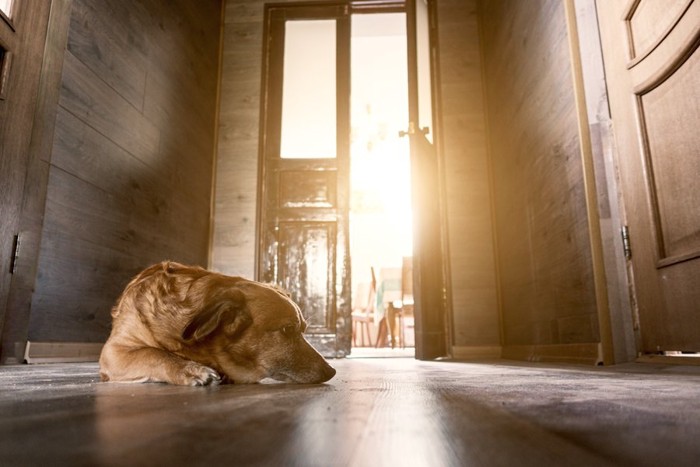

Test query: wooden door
[597,0,700,353]
[0,2,52,337]
[258,3,351,358]
[404,0,448,359]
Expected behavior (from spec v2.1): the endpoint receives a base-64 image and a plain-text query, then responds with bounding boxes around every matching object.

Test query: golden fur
[99,261,336,386]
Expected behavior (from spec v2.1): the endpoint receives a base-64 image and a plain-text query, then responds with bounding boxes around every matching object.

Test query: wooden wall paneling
[46,120,188,261]
[0,0,71,364]
[211,1,271,278]
[479,0,600,358]
[67,0,148,111]
[28,117,213,341]
[20,0,223,351]
[142,9,220,215]
[142,61,216,216]
[59,52,160,162]
[435,0,500,353]
[141,0,221,144]
[29,227,140,342]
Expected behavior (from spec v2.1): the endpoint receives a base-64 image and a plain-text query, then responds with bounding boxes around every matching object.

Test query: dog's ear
[182,290,249,342]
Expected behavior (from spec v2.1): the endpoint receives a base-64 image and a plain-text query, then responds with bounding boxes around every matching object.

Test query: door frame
[255,0,452,359]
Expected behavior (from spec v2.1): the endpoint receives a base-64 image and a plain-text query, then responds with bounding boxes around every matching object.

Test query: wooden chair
[374,262,413,348]
[374,266,401,348]
[351,268,377,347]
[397,256,415,348]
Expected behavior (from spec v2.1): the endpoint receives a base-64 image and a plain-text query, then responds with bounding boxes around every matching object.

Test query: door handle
[399,122,430,138]
[399,122,416,138]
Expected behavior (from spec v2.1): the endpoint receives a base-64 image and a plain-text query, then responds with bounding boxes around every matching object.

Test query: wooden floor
[2,357,700,466]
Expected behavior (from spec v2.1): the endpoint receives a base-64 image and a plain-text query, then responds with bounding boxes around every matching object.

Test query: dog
[99,261,336,386]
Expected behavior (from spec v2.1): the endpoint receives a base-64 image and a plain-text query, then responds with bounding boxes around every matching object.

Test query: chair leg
[375,318,388,348]
[363,322,373,347]
[353,320,375,347]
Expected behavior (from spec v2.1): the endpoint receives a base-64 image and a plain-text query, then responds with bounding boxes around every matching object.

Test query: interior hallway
[2,358,700,466]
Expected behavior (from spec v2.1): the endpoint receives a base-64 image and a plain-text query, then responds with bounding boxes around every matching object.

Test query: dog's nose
[318,363,336,383]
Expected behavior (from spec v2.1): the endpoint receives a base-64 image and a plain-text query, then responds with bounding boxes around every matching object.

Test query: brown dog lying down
[99,261,336,386]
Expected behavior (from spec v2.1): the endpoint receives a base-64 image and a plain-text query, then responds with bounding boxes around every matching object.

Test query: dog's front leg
[99,343,221,386]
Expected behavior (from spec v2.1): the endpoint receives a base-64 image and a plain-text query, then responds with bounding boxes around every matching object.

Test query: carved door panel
[258,4,351,357]
[597,1,700,352]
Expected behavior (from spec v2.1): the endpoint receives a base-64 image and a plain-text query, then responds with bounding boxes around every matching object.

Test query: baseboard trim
[502,343,604,366]
[24,341,103,364]
[636,354,700,366]
[451,346,502,360]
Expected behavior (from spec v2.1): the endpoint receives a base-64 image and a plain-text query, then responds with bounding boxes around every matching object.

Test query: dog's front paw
[179,362,222,386]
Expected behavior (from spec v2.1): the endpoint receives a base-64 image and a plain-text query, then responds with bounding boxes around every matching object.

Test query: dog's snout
[318,363,336,383]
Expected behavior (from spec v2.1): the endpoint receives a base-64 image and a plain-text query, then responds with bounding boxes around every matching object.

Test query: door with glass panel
[258,1,446,358]
[258,3,351,357]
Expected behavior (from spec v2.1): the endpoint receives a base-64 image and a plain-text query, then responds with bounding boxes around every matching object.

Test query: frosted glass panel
[281,20,337,159]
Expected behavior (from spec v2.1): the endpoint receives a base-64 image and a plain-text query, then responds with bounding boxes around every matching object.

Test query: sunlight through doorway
[350,13,414,354]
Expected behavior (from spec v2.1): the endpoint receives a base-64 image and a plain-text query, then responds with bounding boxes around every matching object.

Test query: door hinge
[9,234,21,274]
[621,225,631,260]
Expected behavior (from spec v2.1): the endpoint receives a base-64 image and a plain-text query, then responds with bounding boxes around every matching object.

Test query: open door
[0,1,52,355]
[403,0,448,359]
[597,1,700,353]
[258,3,351,358]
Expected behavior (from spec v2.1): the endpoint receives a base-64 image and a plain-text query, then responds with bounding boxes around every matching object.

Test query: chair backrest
[366,267,377,312]
[378,267,402,305]
[353,267,377,314]
[353,282,371,311]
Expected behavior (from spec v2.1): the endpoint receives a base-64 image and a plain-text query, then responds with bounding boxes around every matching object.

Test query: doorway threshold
[637,352,700,366]
[347,347,415,359]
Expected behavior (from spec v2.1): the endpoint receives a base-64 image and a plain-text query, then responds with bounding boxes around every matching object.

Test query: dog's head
[181,275,336,385]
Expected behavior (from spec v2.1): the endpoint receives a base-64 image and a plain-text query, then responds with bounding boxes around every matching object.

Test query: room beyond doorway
[349,12,415,354]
